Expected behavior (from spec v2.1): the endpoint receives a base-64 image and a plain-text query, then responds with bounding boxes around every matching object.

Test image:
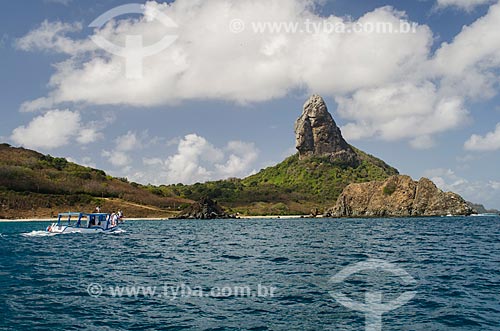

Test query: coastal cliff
[328,175,473,217]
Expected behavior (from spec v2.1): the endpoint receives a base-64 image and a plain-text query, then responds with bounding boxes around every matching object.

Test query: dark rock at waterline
[175,197,235,219]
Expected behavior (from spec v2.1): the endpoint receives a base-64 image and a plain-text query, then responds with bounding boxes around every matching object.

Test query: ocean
[0,217,499,330]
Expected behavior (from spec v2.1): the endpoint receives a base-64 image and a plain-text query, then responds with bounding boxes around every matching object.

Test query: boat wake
[109,229,127,234]
[21,229,126,237]
[21,231,57,237]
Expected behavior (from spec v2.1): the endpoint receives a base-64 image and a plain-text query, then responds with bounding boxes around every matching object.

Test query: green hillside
[0,141,398,218]
[165,147,398,215]
[0,143,191,219]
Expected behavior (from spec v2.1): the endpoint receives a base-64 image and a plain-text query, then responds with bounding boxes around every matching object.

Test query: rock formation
[466,202,500,214]
[295,95,359,166]
[175,197,235,219]
[328,175,473,217]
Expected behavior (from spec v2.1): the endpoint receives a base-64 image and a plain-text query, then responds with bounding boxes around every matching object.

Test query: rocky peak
[295,95,359,166]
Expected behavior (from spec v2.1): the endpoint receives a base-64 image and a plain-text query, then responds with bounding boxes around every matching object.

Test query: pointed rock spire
[295,95,359,166]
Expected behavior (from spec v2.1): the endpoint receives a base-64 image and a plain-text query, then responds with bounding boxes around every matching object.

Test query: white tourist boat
[46,212,122,234]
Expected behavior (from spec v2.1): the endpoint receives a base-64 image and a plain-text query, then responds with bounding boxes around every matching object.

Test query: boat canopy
[57,212,110,227]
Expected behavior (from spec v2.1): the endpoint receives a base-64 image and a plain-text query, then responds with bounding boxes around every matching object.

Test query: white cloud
[15,20,93,55]
[215,141,259,178]
[424,168,500,208]
[163,134,224,184]
[115,131,142,152]
[143,157,164,166]
[10,109,100,150]
[76,128,103,144]
[43,0,73,5]
[410,135,435,150]
[432,2,500,99]
[102,150,131,168]
[17,2,431,107]
[464,123,500,151]
[490,180,500,190]
[338,83,470,141]
[15,1,500,148]
[424,168,468,190]
[102,131,144,167]
[130,134,259,185]
[340,1,500,146]
[435,0,495,11]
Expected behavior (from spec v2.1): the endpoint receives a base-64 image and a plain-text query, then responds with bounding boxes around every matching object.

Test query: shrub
[383,183,397,196]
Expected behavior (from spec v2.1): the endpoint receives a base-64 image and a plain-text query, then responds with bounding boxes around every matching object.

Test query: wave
[20,229,126,237]
[109,229,127,234]
[21,231,57,237]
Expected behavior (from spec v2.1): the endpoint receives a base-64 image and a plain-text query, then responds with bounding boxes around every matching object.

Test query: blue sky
[1,0,500,208]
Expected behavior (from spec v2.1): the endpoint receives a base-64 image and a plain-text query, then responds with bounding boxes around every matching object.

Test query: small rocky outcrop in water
[175,197,234,219]
[327,175,473,217]
[295,95,359,166]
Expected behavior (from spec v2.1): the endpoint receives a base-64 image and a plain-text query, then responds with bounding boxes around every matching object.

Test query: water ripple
[0,217,499,330]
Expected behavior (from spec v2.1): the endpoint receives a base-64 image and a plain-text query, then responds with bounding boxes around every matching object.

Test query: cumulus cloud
[464,123,500,151]
[102,150,131,168]
[102,131,144,168]
[15,0,500,148]
[115,131,142,152]
[340,1,500,146]
[131,134,259,185]
[10,109,101,149]
[435,0,495,11]
[163,134,224,184]
[424,168,500,208]
[15,20,93,55]
[410,135,436,150]
[216,141,259,178]
[432,2,500,99]
[338,83,470,142]
[17,2,431,107]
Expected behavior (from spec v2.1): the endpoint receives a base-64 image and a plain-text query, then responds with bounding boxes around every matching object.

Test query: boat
[46,212,122,234]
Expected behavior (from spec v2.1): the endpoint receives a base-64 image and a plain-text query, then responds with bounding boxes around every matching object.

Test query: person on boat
[95,206,101,213]
[110,212,118,227]
[88,215,95,228]
[118,210,123,221]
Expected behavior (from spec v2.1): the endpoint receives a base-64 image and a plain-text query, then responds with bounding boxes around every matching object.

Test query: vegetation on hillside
[0,142,398,218]
[162,147,398,215]
[0,144,190,219]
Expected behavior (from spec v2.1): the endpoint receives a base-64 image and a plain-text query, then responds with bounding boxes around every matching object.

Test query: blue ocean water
[0,217,499,331]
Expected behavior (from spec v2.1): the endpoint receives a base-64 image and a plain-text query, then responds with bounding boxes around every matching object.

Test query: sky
[1,0,500,208]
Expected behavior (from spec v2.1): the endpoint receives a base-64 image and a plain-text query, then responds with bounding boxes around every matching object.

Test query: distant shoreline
[0,218,169,223]
[0,215,314,222]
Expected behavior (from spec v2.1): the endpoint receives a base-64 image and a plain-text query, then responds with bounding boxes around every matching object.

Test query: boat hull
[47,223,121,234]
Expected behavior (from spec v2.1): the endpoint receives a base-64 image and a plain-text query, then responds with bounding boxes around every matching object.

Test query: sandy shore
[0,218,168,222]
[0,215,314,222]
[240,215,308,219]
